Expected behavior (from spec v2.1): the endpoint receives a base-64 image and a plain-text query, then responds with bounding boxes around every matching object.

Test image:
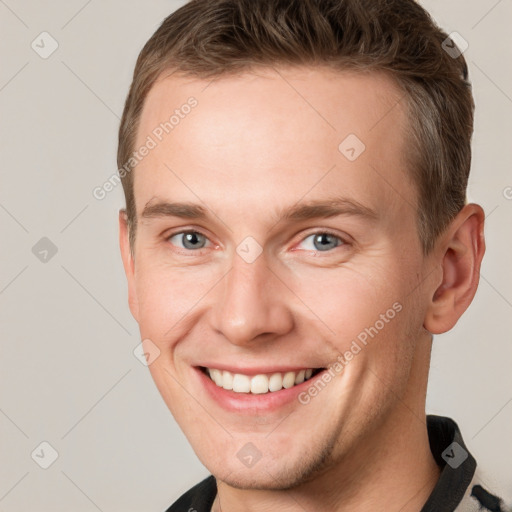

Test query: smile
[201,366,324,394]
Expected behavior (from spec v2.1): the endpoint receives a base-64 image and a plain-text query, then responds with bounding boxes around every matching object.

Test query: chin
[206,439,336,491]
[218,469,304,491]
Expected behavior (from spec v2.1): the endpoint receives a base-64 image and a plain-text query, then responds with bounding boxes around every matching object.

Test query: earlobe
[119,209,139,322]
[423,204,485,335]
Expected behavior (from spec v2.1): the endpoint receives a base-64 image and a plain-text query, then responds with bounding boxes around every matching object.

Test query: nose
[210,252,294,347]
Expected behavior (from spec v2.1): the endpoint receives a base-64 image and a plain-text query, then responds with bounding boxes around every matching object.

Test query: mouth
[200,366,325,395]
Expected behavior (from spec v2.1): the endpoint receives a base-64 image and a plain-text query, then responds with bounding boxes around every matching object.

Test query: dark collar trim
[420,415,476,512]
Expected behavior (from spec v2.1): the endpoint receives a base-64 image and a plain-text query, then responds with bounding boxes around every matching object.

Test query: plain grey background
[1,0,511,510]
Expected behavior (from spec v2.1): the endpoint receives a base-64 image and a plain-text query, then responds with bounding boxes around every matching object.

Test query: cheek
[133,261,213,341]
[293,260,419,376]
[294,264,399,338]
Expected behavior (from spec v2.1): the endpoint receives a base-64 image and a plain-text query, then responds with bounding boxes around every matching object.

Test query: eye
[296,231,346,252]
[167,230,212,251]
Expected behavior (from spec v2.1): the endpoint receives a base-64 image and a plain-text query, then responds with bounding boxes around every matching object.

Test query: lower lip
[194,367,325,413]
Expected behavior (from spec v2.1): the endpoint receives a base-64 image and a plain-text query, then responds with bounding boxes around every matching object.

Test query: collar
[421,415,476,511]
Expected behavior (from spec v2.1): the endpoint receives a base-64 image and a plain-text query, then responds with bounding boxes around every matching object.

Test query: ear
[119,209,139,322]
[423,203,486,334]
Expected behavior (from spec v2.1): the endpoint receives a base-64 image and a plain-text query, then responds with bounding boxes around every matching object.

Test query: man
[117,0,507,510]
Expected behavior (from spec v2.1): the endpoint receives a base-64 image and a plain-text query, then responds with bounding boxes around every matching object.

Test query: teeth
[232,373,251,393]
[250,374,268,394]
[222,370,233,390]
[294,369,305,385]
[205,367,319,394]
[268,373,283,392]
[282,371,296,389]
[210,368,223,386]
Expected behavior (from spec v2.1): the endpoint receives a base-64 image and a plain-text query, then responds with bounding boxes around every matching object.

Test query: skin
[119,66,485,511]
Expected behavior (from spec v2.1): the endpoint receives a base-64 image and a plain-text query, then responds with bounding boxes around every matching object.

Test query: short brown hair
[117,0,473,256]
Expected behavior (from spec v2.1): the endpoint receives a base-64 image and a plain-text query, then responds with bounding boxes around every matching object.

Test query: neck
[212,335,441,512]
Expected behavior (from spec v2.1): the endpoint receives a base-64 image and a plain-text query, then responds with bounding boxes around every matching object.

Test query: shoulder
[456,469,511,512]
[163,475,216,512]
[423,415,510,512]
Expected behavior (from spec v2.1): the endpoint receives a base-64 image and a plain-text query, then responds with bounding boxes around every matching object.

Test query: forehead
[133,66,415,228]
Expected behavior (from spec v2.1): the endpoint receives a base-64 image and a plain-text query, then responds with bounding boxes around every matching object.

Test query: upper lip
[196,364,323,375]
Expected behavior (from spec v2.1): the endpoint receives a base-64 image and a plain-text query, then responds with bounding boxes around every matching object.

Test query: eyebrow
[140,197,379,224]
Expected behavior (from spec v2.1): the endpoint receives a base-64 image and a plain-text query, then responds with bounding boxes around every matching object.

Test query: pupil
[315,233,337,251]
[184,232,204,249]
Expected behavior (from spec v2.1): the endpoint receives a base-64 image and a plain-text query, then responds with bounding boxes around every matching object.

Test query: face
[120,66,436,489]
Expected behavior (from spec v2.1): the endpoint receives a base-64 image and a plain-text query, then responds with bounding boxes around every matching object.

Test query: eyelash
[165,228,349,255]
